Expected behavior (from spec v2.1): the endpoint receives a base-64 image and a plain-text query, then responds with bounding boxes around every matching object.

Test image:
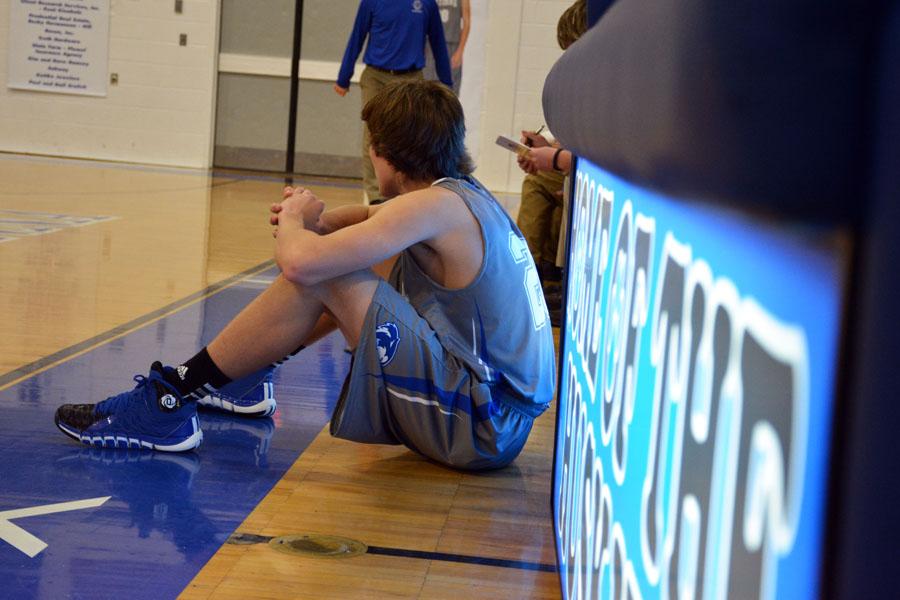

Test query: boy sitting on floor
[55,80,555,470]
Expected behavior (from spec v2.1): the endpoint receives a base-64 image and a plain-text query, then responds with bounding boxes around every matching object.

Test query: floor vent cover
[268,534,368,559]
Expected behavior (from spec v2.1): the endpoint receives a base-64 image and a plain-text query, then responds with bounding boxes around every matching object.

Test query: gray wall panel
[214,74,362,175]
[220,0,357,59]
[302,1,359,61]
[216,1,364,176]
[220,0,295,57]
[296,80,362,157]
[215,74,291,151]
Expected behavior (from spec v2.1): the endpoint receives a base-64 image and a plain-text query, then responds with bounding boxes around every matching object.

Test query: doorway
[214,0,362,179]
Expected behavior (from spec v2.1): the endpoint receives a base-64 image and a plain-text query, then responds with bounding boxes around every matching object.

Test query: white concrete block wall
[0,0,569,185]
[474,0,570,193]
[472,0,522,192]
[0,0,219,168]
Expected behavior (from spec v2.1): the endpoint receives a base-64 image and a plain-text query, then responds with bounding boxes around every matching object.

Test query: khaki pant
[360,66,424,201]
[516,170,566,266]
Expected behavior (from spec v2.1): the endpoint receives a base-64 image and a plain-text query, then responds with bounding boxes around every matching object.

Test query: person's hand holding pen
[521,125,550,148]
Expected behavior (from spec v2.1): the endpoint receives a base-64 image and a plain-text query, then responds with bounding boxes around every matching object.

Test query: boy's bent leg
[54,274,349,449]
[207,274,334,380]
[208,267,380,397]
[219,269,377,421]
[304,269,381,349]
[183,274,341,417]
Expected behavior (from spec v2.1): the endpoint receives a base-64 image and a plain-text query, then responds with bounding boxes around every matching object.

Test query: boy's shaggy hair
[362,80,474,182]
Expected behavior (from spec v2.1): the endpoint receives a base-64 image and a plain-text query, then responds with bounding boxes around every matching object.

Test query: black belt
[369,65,421,76]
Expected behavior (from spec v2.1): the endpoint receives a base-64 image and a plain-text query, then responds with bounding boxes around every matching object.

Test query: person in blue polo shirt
[334,0,453,203]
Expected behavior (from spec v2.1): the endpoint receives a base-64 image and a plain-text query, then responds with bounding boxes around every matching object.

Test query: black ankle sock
[172,347,232,400]
[168,345,306,400]
[273,345,305,367]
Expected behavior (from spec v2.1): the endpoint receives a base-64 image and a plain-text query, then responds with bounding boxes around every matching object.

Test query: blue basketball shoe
[197,365,277,418]
[54,362,202,452]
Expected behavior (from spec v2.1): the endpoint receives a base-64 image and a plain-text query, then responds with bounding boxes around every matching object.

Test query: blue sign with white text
[553,159,843,599]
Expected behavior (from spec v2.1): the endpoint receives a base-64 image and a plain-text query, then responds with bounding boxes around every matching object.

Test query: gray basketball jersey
[392,177,556,417]
[435,0,462,44]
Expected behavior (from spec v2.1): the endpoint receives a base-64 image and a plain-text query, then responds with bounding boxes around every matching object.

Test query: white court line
[0,496,111,557]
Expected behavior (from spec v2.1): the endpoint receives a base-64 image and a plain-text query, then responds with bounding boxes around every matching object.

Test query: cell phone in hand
[495,135,530,157]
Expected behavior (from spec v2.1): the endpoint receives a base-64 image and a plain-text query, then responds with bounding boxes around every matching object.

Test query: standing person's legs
[360,67,391,202]
[359,67,380,202]
[360,68,425,202]
[516,171,564,269]
[536,171,566,290]
[548,205,563,267]
[555,173,572,270]
[447,42,462,95]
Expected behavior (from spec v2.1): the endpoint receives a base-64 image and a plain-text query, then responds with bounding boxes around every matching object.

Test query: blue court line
[0,263,350,600]
[225,533,556,573]
[365,546,557,573]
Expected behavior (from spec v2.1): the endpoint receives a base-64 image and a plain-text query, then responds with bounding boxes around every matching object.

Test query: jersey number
[509,232,549,330]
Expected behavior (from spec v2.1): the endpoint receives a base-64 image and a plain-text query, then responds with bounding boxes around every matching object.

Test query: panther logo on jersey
[375,322,401,367]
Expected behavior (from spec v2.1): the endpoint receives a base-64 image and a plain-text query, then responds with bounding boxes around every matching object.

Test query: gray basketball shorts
[329,279,534,471]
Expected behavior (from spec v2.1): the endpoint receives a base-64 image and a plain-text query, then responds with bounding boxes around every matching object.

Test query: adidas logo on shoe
[176,365,189,381]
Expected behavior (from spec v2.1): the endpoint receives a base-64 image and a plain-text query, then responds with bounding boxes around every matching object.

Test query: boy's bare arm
[317,204,373,233]
[318,202,398,281]
[273,187,382,235]
[273,186,465,286]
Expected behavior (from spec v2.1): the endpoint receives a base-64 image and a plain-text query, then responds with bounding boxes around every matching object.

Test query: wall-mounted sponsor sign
[7,0,110,96]
[553,158,843,599]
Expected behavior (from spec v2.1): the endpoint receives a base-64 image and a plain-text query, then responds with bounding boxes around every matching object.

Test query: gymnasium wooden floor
[0,153,562,599]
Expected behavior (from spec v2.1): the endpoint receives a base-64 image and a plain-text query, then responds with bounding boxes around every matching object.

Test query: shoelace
[95,374,152,416]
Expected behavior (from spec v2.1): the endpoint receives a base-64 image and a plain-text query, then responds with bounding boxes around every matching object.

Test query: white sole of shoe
[198,381,276,418]
[56,417,203,453]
